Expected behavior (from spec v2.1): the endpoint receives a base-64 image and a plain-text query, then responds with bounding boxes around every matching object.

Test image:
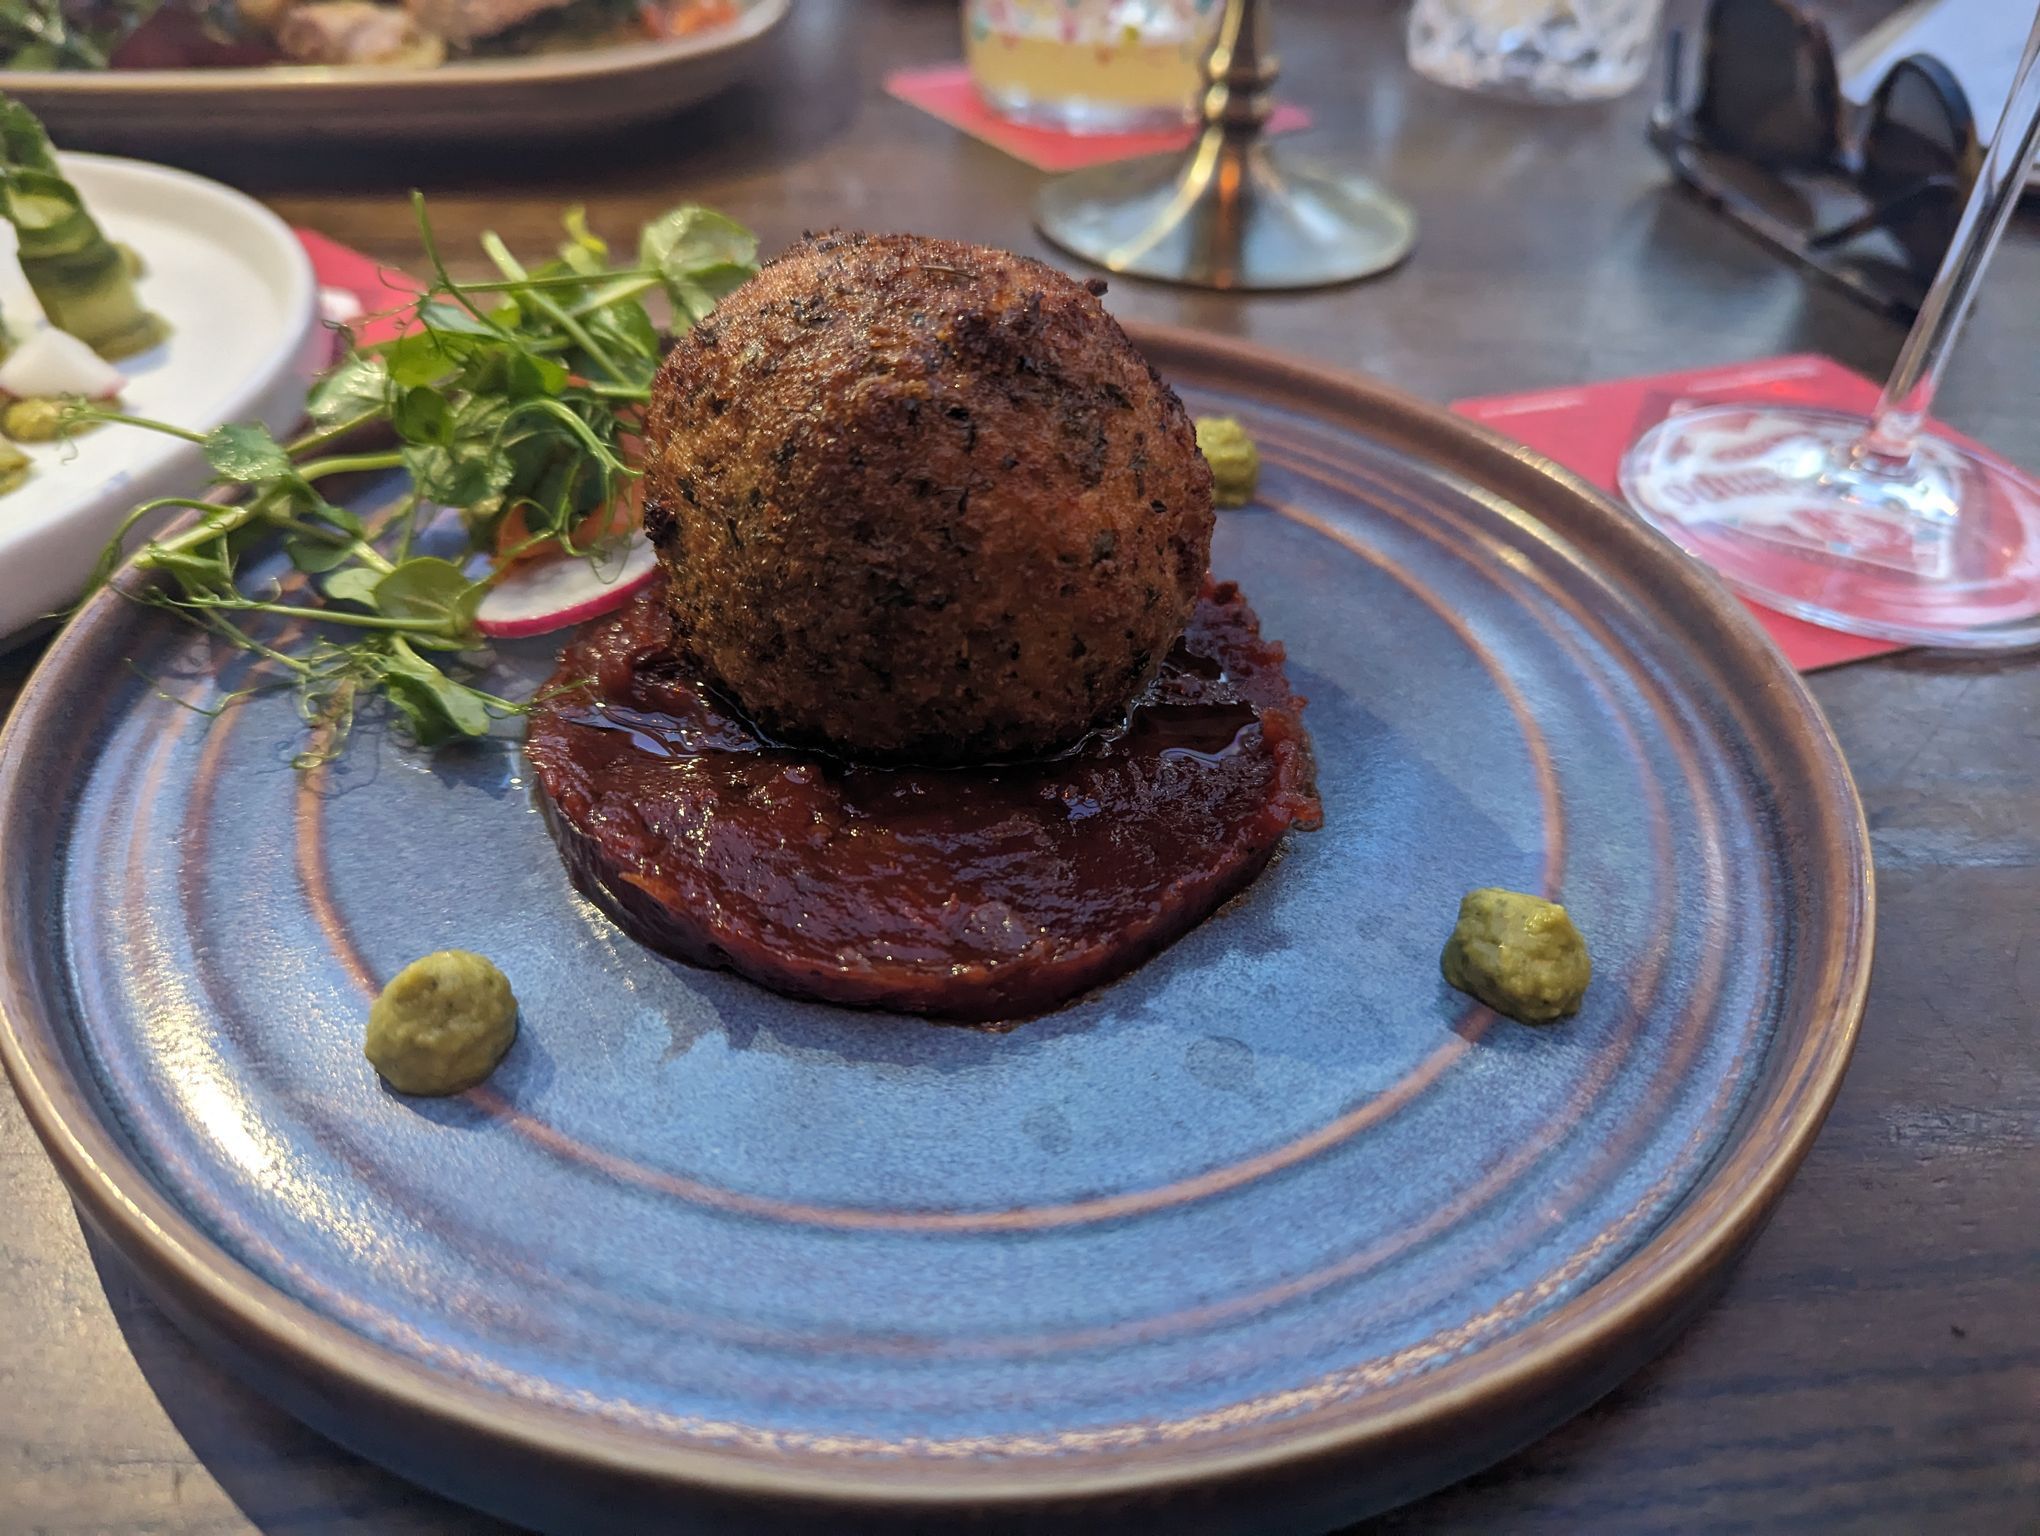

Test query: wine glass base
[1035,139,1416,291]
[1620,404,2040,651]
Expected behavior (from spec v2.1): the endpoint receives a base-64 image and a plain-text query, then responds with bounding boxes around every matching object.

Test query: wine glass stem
[1854,5,2040,472]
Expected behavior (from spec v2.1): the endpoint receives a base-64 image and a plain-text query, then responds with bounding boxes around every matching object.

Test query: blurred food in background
[0,0,740,70]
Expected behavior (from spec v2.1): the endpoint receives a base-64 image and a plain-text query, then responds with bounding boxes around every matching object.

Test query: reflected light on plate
[178,1068,279,1183]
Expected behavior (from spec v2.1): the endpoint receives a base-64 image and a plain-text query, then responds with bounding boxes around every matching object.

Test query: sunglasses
[1648,0,1984,320]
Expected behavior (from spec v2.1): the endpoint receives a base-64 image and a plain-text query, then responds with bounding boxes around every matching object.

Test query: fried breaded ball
[641,230,1215,764]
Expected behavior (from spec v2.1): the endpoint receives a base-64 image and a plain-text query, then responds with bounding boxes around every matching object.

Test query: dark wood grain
[5,1,2039,1532]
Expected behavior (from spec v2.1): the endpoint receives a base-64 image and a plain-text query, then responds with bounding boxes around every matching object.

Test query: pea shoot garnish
[89,194,757,766]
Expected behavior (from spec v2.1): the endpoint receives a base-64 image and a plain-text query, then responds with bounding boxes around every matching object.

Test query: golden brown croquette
[641,230,1214,763]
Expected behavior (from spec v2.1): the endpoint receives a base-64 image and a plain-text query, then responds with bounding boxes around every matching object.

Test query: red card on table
[298,227,424,350]
[1453,355,1907,672]
[885,63,1310,173]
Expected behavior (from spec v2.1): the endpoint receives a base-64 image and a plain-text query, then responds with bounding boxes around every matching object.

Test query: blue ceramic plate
[0,331,1872,1534]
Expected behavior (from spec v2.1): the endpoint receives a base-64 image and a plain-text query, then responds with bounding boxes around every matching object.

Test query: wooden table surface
[7,2,2040,1531]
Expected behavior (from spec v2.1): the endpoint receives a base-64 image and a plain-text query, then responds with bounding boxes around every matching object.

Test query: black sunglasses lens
[1695,0,1842,168]
[1861,56,1970,273]
[1862,57,1967,195]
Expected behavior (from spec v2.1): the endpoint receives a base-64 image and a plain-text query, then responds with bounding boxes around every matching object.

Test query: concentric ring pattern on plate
[0,331,1869,1530]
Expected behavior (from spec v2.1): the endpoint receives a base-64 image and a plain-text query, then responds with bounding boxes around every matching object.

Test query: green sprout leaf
[507,349,569,399]
[639,206,758,282]
[669,260,755,324]
[372,556,482,638]
[380,328,468,388]
[284,533,355,574]
[317,500,367,537]
[323,566,383,606]
[457,346,568,402]
[307,353,389,425]
[559,205,608,274]
[379,638,493,743]
[587,296,660,353]
[77,172,760,769]
[392,384,454,446]
[418,299,502,338]
[203,423,292,483]
[404,439,513,508]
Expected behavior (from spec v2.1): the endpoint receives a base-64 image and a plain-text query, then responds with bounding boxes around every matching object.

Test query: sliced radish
[475,532,661,639]
[0,326,126,400]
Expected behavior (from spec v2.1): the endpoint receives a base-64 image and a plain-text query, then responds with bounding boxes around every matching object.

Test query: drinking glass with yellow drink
[965,0,1223,133]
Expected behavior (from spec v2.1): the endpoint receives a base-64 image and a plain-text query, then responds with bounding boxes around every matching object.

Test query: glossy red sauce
[525,579,1320,1021]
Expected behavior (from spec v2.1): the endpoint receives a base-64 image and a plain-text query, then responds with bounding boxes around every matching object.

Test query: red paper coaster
[885,63,1311,173]
[297,227,424,351]
[1454,355,1911,672]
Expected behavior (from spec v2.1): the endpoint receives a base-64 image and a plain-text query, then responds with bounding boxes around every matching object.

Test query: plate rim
[0,0,787,96]
[0,150,318,634]
[0,324,1875,1514]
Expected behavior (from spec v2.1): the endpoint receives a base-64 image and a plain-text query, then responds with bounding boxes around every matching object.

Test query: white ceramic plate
[0,152,320,644]
[2,0,788,146]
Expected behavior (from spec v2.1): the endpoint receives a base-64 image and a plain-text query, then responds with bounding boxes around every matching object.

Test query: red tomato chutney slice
[525,577,1321,1022]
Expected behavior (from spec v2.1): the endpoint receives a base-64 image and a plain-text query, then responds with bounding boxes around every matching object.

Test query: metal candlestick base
[1034,0,1415,291]
[1036,140,1416,291]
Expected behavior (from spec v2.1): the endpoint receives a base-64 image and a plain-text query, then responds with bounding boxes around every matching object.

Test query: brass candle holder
[1034,0,1416,291]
